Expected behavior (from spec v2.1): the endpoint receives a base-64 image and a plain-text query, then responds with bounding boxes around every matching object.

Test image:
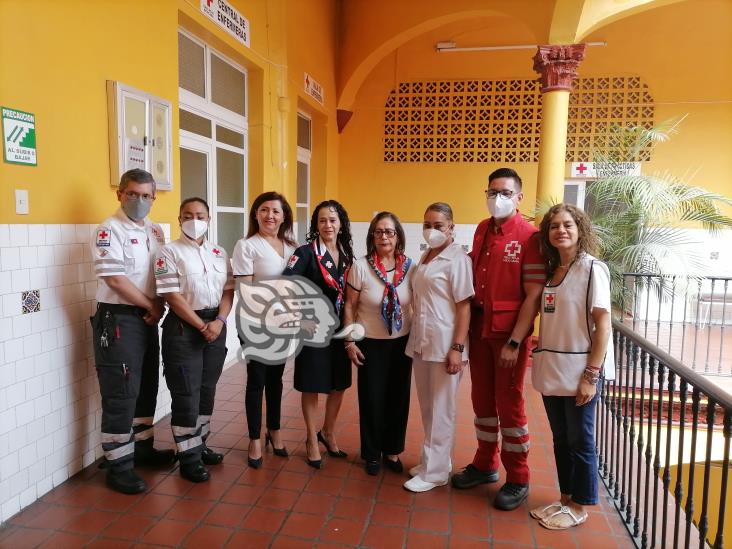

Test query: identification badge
[96,228,111,247]
[543,290,556,313]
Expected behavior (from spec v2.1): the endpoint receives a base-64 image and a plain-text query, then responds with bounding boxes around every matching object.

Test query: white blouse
[231,233,295,280]
[347,256,414,340]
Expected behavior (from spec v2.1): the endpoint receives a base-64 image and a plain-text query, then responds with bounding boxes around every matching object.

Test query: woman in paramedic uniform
[155,197,234,483]
[530,203,614,530]
[403,202,473,492]
[232,191,297,468]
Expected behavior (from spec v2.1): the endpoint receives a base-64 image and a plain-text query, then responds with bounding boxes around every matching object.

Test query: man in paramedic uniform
[451,168,545,510]
[91,168,175,494]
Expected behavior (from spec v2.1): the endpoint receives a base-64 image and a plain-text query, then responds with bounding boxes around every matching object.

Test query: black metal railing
[620,274,732,376]
[599,321,731,549]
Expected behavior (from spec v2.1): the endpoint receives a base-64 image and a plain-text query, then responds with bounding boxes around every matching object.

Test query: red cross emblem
[206,0,213,6]
[212,248,221,255]
[98,230,109,239]
[545,293,555,304]
[504,241,522,258]
[576,163,588,175]
[156,258,165,268]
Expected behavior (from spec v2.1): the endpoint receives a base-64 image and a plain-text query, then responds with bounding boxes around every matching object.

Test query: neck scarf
[367,252,412,335]
[313,239,348,315]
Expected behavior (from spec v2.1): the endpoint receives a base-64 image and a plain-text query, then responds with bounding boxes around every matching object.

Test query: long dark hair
[307,200,354,265]
[247,191,297,247]
[539,203,599,276]
[365,211,406,257]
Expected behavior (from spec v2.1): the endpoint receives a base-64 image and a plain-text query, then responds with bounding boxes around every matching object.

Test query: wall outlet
[15,189,29,214]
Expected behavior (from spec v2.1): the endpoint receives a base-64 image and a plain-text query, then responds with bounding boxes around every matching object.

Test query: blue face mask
[122,197,152,221]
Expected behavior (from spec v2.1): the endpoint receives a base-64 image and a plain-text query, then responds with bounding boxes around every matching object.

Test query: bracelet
[216,315,227,324]
[582,368,600,385]
[506,338,520,349]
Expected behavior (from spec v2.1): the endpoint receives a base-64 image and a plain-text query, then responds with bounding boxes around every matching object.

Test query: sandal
[530,501,563,520]
[539,506,588,530]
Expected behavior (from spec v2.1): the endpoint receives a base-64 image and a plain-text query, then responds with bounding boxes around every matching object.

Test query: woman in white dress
[530,203,615,530]
[232,191,297,468]
[404,203,473,493]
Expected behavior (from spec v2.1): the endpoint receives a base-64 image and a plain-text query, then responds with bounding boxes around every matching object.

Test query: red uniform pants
[468,314,531,485]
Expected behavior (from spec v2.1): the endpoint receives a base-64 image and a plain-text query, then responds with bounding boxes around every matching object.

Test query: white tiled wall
[0,223,180,523]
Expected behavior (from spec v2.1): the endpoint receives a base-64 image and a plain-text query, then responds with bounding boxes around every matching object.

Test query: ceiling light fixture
[435,41,607,52]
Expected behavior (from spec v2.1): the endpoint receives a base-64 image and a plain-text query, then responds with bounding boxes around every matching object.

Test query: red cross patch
[96,228,111,247]
[212,248,221,256]
[154,257,168,275]
[543,290,556,313]
[287,255,299,269]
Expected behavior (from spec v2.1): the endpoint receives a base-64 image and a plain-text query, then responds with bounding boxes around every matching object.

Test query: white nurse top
[231,233,295,280]
[406,242,474,362]
[531,253,616,396]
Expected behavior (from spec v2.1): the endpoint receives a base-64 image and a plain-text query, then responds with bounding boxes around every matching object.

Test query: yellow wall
[0,0,340,230]
[337,0,732,223]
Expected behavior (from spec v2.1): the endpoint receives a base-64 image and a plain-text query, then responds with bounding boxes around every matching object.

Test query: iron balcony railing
[620,274,732,376]
[599,320,731,548]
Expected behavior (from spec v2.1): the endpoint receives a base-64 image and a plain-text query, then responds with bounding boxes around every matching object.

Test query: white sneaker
[408,465,423,478]
[403,476,448,493]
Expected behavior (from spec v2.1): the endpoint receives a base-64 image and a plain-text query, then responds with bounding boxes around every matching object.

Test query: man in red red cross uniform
[451,168,546,511]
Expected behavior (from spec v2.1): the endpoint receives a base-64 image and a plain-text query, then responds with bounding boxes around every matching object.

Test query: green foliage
[585,118,732,307]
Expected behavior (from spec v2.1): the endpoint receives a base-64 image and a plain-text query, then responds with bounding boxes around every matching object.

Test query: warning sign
[2,107,37,166]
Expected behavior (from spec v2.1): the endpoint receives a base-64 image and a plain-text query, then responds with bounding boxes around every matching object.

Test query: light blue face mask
[122,197,152,221]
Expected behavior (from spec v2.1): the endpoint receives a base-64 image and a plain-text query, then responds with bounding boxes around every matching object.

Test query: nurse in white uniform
[530,203,615,530]
[404,202,474,493]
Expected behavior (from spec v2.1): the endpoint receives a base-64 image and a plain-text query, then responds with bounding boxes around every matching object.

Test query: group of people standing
[91,166,613,531]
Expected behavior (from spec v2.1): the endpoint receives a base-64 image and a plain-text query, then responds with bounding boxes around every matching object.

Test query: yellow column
[533,44,586,210]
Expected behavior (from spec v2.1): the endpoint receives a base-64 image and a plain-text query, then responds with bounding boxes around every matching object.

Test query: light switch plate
[15,189,29,214]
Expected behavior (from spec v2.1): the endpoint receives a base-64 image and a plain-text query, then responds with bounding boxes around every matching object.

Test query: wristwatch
[451,343,465,352]
[506,338,520,349]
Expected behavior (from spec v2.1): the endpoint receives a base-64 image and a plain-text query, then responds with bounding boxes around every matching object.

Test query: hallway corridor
[0,361,633,548]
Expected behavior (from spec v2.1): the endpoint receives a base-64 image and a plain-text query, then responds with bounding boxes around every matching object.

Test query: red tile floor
[0,361,635,548]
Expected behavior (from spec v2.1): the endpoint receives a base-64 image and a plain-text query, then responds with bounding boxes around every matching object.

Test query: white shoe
[408,465,423,478]
[403,476,448,493]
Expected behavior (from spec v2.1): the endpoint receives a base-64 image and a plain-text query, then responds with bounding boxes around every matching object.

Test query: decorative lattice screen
[383,76,654,163]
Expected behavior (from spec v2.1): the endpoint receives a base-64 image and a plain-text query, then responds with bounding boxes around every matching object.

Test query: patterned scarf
[313,239,348,315]
[367,252,412,335]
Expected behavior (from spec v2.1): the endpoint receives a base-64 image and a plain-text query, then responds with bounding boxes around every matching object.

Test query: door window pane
[216,125,244,148]
[217,212,245,256]
[180,109,212,137]
[180,148,207,200]
[296,206,309,245]
[179,33,206,97]
[563,184,579,207]
[211,54,246,116]
[296,161,308,204]
[216,147,245,207]
[297,115,311,150]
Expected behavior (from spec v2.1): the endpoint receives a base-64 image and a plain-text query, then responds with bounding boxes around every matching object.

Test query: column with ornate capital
[532,44,586,211]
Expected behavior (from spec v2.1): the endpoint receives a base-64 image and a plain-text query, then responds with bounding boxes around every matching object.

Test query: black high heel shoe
[265,432,289,458]
[248,441,263,469]
[305,439,322,470]
[317,431,347,458]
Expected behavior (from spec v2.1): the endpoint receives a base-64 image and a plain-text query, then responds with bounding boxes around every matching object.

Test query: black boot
[180,461,210,483]
[106,469,147,494]
[201,445,224,465]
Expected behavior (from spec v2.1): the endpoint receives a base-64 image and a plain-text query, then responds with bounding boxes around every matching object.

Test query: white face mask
[487,194,516,219]
[423,228,449,249]
[181,219,208,240]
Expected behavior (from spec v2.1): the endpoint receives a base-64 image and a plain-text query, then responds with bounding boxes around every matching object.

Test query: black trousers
[245,360,286,440]
[161,309,227,465]
[356,335,412,461]
[91,304,160,471]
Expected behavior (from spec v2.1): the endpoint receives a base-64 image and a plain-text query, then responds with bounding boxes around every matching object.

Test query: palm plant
[584,118,732,308]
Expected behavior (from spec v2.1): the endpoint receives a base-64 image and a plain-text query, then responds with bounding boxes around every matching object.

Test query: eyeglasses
[485,189,515,199]
[123,191,155,202]
[373,229,397,238]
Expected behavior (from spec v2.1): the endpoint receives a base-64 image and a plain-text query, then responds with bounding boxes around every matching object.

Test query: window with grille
[382,77,654,163]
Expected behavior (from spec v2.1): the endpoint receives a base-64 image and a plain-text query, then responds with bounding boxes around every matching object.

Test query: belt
[195,308,219,320]
[98,303,147,316]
